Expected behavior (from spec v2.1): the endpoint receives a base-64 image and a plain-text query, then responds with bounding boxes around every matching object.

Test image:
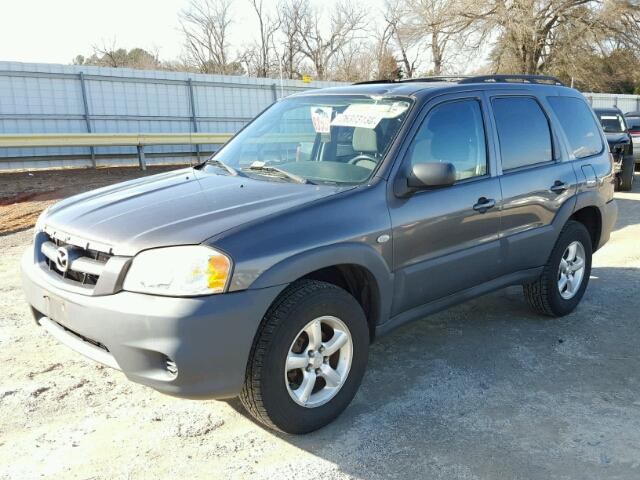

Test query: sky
[0,0,486,73]
[0,0,385,66]
[0,0,248,64]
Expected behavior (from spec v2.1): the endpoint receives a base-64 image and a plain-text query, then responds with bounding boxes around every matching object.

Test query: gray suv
[22,75,617,434]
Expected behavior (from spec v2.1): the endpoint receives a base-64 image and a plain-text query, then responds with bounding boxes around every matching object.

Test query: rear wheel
[523,221,592,317]
[240,280,369,434]
[620,155,635,191]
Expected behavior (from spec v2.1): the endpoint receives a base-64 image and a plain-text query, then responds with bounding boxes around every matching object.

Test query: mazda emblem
[56,247,70,273]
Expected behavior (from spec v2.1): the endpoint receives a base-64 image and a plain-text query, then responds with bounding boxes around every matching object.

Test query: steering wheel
[348,154,378,169]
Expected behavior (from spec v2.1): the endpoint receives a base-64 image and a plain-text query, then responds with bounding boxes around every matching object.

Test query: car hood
[604,132,630,148]
[43,167,349,255]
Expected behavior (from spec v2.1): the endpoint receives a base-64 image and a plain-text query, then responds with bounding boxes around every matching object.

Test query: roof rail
[353,76,470,85]
[352,79,397,85]
[458,74,565,86]
[401,76,471,83]
[353,74,565,87]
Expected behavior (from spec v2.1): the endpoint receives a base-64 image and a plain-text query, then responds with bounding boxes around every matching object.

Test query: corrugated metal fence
[0,61,341,170]
[584,92,640,113]
[1,61,639,171]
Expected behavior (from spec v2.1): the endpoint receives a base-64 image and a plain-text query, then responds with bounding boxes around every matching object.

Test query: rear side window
[492,97,553,170]
[547,97,603,159]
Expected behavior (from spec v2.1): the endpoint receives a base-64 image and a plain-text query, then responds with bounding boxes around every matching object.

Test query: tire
[240,280,369,434]
[619,155,635,191]
[523,220,592,317]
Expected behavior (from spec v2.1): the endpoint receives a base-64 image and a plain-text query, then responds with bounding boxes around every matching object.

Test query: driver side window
[406,99,487,181]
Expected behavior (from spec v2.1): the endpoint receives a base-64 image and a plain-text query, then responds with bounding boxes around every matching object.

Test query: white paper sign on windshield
[331,102,409,129]
[310,107,333,133]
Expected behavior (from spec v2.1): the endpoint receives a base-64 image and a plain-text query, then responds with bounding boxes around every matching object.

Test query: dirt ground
[0,166,180,236]
[1,174,639,479]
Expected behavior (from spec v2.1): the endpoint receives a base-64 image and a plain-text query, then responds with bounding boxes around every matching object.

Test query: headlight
[35,207,49,232]
[123,245,232,296]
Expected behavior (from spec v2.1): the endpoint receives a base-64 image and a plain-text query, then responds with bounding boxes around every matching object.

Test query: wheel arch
[249,243,394,341]
[570,190,609,251]
[569,205,602,251]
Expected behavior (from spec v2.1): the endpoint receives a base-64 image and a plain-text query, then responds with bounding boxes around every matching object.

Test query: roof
[291,74,577,99]
[594,107,624,114]
[290,81,450,97]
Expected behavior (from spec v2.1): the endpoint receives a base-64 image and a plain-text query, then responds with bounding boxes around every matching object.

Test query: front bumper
[21,249,284,399]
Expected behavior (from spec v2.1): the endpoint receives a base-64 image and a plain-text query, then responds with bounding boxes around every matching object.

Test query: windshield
[597,113,627,133]
[211,94,413,184]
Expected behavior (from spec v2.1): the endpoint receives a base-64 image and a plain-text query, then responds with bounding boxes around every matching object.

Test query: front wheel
[240,280,369,434]
[523,221,592,317]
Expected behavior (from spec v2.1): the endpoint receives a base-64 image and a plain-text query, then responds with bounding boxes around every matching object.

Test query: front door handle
[550,180,568,193]
[473,197,496,213]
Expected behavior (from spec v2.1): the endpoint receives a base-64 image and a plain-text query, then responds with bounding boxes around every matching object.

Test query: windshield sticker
[600,116,618,120]
[331,102,410,129]
[310,107,333,134]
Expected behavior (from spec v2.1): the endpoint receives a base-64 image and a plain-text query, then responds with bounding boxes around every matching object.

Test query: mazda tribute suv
[22,74,617,433]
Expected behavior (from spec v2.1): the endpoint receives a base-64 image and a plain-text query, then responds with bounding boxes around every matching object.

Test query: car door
[388,94,503,316]
[487,92,578,273]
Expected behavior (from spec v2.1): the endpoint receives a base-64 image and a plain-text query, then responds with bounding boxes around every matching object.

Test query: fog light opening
[165,357,178,377]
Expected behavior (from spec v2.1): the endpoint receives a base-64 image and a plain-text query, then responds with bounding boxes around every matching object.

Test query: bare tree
[400,0,478,75]
[242,0,282,77]
[76,40,163,70]
[296,0,368,80]
[332,40,377,82]
[277,0,309,79]
[382,0,421,78]
[180,0,242,74]
[90,39,129,68]
[463,0,640,75]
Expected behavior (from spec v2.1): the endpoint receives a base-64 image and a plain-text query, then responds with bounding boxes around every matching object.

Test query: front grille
[41,231,112,287]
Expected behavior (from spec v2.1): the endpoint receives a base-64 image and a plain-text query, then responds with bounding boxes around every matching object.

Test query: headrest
[352,128,378,153]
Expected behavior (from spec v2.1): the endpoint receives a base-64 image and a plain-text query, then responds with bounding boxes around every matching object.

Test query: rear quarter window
[548,97,603,159]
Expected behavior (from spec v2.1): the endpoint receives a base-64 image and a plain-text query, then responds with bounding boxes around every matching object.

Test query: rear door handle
[550,180,568,193]
[473,197,496,213]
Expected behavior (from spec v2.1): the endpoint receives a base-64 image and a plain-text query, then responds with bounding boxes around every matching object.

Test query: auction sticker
[331,102,409,129]
[310,107,333,133]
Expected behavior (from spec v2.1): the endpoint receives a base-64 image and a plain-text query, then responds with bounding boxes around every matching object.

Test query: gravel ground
[0,166,179,235]
[1,175,639,480]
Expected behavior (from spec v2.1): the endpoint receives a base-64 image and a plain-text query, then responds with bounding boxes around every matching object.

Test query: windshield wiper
[242,164,310,184]
[199,158,245,177]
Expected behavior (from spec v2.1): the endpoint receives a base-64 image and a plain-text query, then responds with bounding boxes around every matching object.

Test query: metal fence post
[271,83,278,103]
[78,72,96,168]
[187,78,200,162]
[137,145,147,171]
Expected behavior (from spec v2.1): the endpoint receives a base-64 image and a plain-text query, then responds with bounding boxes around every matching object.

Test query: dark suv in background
[624,110,640,167]
[22,74,617,433]
[594,107,635,190]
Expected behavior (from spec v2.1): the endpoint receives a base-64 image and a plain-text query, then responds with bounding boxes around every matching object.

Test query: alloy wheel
[557,240,586,300]
[285,316,353,408]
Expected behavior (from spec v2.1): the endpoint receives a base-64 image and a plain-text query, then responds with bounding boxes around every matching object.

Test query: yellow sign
[302,75,312,84]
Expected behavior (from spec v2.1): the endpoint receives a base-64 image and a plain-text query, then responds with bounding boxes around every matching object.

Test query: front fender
[249,242,394,327]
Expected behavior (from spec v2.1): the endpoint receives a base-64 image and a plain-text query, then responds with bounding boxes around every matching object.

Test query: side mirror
[400,162,456,196]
